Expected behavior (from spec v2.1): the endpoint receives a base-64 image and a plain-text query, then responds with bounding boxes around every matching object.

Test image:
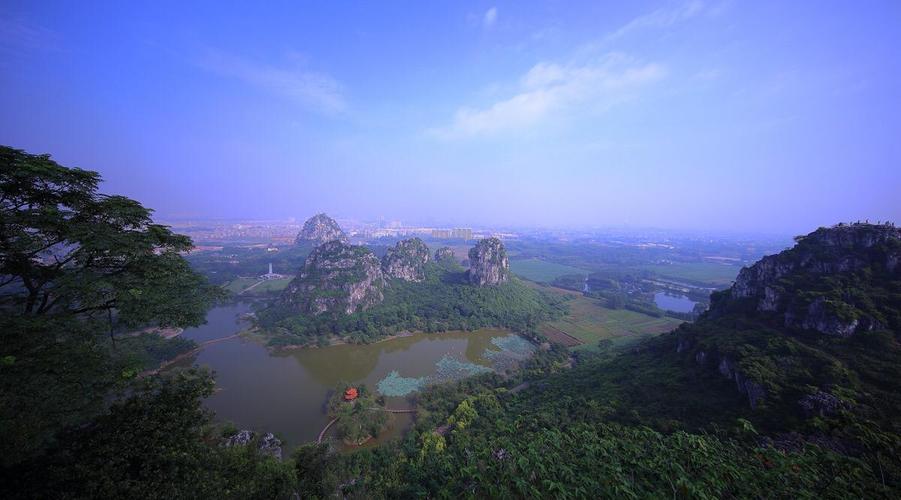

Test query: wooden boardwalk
[317,417,339,444]
[316,408,417,444]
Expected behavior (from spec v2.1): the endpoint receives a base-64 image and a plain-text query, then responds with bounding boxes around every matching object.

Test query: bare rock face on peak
[295,213,347,246]
[467,238,509,286]
[282,241,384,315]
[382,238,431,282]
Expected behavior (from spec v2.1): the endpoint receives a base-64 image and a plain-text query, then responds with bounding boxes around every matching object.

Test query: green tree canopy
[1,146,222,326]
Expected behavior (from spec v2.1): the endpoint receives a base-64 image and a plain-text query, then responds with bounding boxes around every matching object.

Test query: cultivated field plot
[536,285,684,351]
[510,258,588,283]
[636,263,741,287]
[540,324,584,347]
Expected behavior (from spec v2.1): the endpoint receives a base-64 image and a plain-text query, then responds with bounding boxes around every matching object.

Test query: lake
[174,303,534,450]
[653,292,697,313]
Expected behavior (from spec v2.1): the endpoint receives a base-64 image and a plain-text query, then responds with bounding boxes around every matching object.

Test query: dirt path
[139,333,242,377]
[240,279,265,293]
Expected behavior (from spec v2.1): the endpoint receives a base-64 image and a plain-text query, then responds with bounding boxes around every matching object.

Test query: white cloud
[483,7,498,28]
[607,0,705,40]
[199,50,346,114]
[429,54,665,139]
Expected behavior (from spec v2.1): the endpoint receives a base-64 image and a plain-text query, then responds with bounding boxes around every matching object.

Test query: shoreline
[258,327,527,355]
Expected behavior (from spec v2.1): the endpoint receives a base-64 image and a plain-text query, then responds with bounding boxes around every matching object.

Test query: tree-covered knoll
[257,264,568,346]
[327,384,389,445]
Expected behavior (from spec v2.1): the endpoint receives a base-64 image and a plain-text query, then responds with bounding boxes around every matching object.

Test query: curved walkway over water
[139,334,242,377]
[316,408,418,444]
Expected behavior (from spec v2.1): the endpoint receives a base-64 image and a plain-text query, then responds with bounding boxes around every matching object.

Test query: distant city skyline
[1,1,899,234]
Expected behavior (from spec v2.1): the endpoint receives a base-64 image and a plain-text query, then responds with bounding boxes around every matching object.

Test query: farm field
[510,258,588,283]
[636,262,742,287]
[535,284,684,351]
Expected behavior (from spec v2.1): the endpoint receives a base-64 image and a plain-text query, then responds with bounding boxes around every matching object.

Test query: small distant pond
[653,292,697,313]
[173,303,535,450]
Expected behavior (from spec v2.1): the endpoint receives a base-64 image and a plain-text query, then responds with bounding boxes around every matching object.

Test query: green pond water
[174,303,534,450]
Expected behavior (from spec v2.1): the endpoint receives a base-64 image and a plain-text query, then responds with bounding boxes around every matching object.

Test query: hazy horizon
[2,1,899,233]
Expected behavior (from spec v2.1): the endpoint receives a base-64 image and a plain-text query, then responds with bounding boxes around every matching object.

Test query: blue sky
[1,1,899,233]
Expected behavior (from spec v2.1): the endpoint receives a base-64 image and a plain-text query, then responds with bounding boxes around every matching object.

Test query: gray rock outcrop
[295,213,347,246]
[382,238,431,282]
[223,430,283,460]
[282,241,385,315]
[467,238,509,286]
[224,429,254,447]
[798,390,849,418]
[258,432,283,460]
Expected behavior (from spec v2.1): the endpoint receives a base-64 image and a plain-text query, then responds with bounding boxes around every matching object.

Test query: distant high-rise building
[451,228,472,240]
[431,228,472,240]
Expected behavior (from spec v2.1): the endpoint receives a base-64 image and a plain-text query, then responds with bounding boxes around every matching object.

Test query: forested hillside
[302,223,901,497]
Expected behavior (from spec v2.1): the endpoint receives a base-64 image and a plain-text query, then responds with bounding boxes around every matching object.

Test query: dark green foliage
[260,265,567,345]
[0,316,116,465]
[114,333,197,371]
[4,369,297,499]
[293,443,340,498]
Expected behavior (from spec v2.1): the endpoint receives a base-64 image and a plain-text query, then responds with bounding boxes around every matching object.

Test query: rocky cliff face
[382,238,431,282]
[725,223,899,337]
[294,213,347,245]
[676,222,900,410]
[468,238,509,286]
[282,241,384,315]
[434,247,456,264]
